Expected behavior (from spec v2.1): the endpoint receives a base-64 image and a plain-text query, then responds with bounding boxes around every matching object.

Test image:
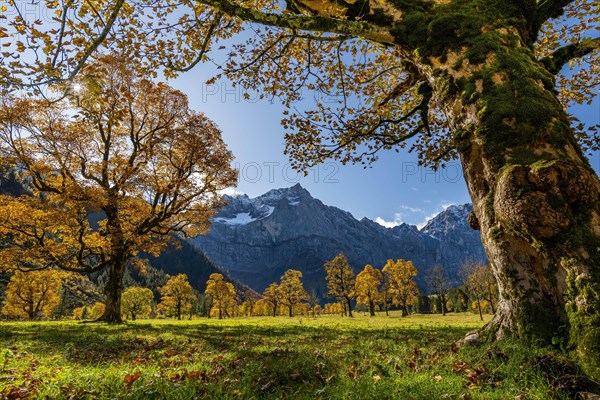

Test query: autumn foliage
[158,274,197,320]
[0,55,236,322]
[121,287,154,321]
[1,270,65,320]
[205,273,237,319]
[382,259,420,317]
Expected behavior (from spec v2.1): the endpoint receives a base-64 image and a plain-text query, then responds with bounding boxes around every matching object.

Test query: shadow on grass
[0,320,471,367]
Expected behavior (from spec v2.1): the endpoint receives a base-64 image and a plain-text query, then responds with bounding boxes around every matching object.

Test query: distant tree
[276,270,308,317]
[324,302,344,316]
[158,274,196,320]
[240,289,261,317]
[380,273,394,316]
[121,287,154,321]
[416,293,431,314]
[72,307,84,320]
[306,288,320,318]
[464,262,499,321]
[324,253,356,317]
[355,264,382,317]
[263,283,281,317]
[88,302,106,320]
[383,259,419,317]
[0,55,237,323]
[1,270,65,320]
[205,273,237,319]
[426,266,451,316]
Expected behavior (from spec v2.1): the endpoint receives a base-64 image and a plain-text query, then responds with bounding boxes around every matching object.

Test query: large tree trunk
[424,29,600,377]
[98,258,126,323]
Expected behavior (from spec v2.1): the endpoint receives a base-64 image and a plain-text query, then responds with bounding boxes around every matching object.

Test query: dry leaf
[124,371,141,388]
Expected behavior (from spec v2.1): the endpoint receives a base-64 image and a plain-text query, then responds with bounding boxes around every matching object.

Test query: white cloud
[375,214,404,228]
[219,187,245,197]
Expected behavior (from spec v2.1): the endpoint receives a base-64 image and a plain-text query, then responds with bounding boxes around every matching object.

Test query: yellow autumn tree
[464,262,499,321]
[158,274,196,320]
[355,264,383,317]
[88,302,106,320]
[205,273,237,319]
[1,270,65,320]
[382,259,420,317]
[276,270,308,317]
[324,253,356,317]
[121,287,154,321]
[263,282,281,317]
[0,55,236,323]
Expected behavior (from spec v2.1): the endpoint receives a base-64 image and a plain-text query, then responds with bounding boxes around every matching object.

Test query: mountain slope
[189,184,487,295]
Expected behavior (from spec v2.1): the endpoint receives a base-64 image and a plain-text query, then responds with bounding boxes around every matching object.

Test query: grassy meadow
[0,313,595,399]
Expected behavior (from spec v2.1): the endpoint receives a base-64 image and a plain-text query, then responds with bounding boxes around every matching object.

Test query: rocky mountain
[189,184,488,295]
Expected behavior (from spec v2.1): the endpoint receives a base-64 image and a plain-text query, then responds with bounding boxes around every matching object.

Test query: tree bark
[97,258,126,323]
[369,299,375,317]
[345,296,353,317]
[424,30,600,377]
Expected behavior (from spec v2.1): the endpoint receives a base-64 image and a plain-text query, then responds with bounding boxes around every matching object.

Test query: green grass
[0,313,593,399]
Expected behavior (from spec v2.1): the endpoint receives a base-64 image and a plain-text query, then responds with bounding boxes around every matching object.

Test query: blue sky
[170,50,600,228]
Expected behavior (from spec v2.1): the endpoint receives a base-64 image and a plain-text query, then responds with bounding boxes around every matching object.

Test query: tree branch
[541,37,600,75]
[197,0,395,45]
[532,0,576,39]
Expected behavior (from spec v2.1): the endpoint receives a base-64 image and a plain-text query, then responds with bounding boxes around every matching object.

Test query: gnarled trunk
[425,29,600,377]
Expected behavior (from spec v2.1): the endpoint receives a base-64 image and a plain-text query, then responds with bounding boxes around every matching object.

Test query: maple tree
[263,282,281,317]
[382,259,420,317]
[0,55,236,323]
[355,264,383,317]
[276,269,308,317]
[1,269,65,320]
[324,253,356,317]
[121,286,154,321]
[463,261,499,321]
[158,274,197,320]
[205,273,237,319]
[0,0,599,377]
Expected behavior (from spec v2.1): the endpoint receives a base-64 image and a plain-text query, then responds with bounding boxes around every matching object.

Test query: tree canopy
[0,55,237,322]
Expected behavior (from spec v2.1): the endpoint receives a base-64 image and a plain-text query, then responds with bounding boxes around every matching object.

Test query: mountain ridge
[189,184,488,295]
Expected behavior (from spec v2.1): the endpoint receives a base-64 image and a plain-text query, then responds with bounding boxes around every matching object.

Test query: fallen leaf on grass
[187,370,207,381]
[372,375,381,382]
[1,385,30,400]
[124,371,141,388]
[434,375,443,382]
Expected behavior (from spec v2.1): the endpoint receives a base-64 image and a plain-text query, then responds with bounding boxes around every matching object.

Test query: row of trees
[0,252,497,321]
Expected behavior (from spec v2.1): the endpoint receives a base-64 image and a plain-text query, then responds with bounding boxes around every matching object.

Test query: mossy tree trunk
[421,19,600,377]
